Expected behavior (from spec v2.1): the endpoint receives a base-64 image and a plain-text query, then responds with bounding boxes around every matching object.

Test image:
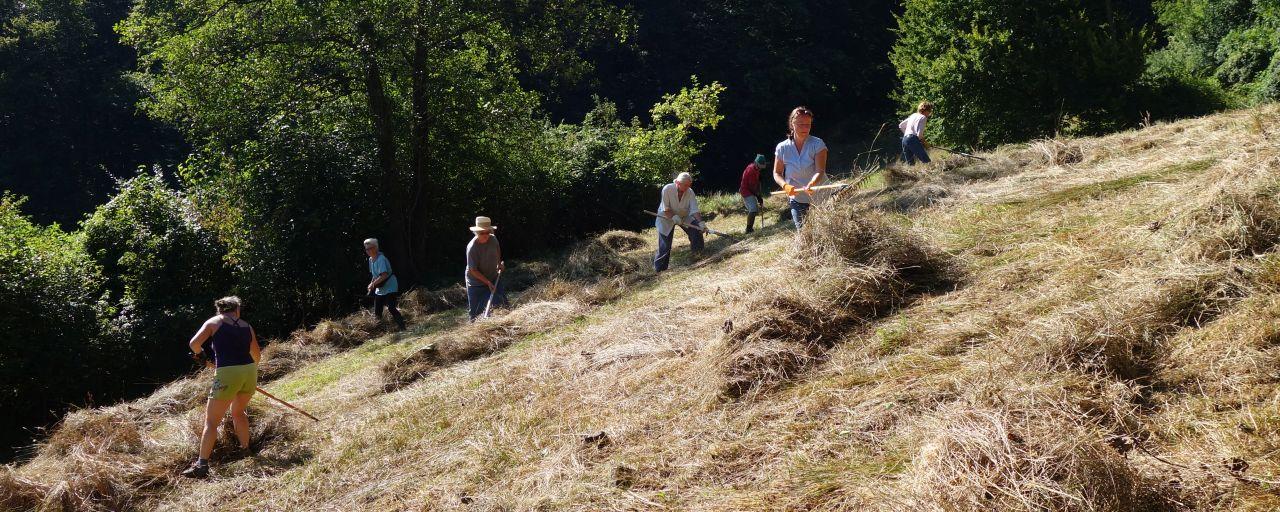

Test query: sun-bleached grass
[8,105,1280,511]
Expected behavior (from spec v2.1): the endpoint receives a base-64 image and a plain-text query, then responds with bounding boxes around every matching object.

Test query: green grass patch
[1001,158,1215,209]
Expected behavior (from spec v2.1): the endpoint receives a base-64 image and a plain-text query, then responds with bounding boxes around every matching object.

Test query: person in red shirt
[739,154,768,233]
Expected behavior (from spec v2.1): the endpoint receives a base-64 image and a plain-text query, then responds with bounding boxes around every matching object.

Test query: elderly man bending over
[653,172,707,272]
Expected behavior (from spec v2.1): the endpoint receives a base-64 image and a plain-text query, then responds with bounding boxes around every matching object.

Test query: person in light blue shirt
[363,238,405,330]
[773,106,827,228]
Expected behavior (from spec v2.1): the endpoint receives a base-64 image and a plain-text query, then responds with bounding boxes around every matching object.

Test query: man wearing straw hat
[654,172,706,272]
[465,216,506,321]
[739,154,768,233]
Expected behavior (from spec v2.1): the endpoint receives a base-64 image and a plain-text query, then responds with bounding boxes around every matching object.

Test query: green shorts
[209,363,258,400]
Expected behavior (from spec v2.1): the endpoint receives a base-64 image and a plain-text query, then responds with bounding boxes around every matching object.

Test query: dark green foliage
[0,0,183,226]
[1149,0,1280,103]
[80,174,232,390]
[0,196,107,459]
[892,0,1150,148]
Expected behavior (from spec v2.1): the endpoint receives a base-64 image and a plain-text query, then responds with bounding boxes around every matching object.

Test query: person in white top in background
[773,106,827,228]
[653,172,706,272]
[899,101,933,165]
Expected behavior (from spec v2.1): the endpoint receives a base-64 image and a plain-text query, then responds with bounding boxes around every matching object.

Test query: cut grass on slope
[8,105,1280,511]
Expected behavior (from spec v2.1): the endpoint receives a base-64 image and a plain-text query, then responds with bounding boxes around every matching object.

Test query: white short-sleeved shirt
[899,112,927,138]
[655,182,699,236]
[775,135,827,204]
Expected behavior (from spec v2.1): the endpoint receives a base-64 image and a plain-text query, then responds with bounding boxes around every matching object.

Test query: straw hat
[469,216,497,233]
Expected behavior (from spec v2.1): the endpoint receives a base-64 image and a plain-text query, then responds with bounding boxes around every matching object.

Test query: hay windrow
[716,203,957,399]
[381,300,589,392]
[895,405,1158,512]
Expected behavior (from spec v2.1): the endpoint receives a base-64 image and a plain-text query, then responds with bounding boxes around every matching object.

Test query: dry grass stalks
[381,300,589,392]
[717,204,958,399]
[399,286,468,314]
[291,312,389,348]
[1016,267,1245,379]
[257,340,339,382]
[1169,185,1280,260]
[897,405,1158,512]
[796,201,960,290]
[561,232,647,281]
[1026,139,1085,166]
[0,465,47,511]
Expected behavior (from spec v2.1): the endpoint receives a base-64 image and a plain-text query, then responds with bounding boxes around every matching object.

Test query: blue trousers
[654,224,705,272]
[789,199,811,229]
[901,134,931,165]
[467,281,507,320]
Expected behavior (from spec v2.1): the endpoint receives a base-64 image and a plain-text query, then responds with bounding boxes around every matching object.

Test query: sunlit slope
[5,106,1280,511]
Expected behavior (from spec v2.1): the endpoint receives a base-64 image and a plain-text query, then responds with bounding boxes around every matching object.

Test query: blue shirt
[368,253,399,295]
[775,135,827,204]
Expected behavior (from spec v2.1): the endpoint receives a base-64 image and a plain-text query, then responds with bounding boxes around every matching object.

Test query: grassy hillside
[6,107,1280,511]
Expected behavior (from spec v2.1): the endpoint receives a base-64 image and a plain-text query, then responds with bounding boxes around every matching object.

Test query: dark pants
[653,224,705,272]
[373,292,406,329]
[789,199,811,229]
[467,282,508,321]
[901,134,931,165]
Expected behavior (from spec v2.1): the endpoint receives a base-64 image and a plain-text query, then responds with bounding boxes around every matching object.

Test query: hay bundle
[291,312,386,348]
[1173,187,1280,260]
[1027,139,1085,166]
[132,375,211,417]
[380,344,439,393]
[562,237,643,281]
[597,230,647,252]
[399,286,468,315]
[258,340,338,382]
[716,261,907,399]
[796,202,959,290]
[381,301,588,392]
[1017,267,1243,379]
[0,466,46,511]
[898,406,1154,512]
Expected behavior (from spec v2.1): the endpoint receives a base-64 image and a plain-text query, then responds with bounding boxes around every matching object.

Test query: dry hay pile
[716,202,959,399]
[399,286,468,314]
[560,231,647,281]
[0,392,304,512]
[895,403,1160,511]
[381,300,588,392]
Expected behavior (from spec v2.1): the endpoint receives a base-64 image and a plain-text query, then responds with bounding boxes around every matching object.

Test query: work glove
[189,350,208,366]
[783,184,797,197]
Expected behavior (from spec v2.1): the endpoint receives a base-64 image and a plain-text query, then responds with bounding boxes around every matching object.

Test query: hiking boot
[181,460,210,478]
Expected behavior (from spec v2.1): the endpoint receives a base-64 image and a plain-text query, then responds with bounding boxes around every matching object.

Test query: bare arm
[806,148,828,190]
[469,268,495,290]
[772,156,787,188]
[250,328,261,364]
[368,271,388,291]
[189,317,220,354]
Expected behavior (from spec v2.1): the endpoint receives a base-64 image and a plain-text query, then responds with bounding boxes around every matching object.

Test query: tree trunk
[408,1,434,279]
[356,19,418,284]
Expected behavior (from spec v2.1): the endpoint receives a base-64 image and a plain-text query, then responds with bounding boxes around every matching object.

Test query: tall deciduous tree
[120,0,631,286]
[891,0,1149,148]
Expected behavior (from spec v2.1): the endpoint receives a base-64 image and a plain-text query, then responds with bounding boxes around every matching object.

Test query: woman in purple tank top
[181,296,261,478]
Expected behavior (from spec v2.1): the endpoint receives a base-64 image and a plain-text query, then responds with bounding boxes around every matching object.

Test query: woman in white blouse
[899,101,933,165]
[772,106,828,228]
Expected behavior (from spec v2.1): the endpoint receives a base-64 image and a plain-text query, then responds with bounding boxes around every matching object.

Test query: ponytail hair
[787,106,815,140]
[214,296,242,314]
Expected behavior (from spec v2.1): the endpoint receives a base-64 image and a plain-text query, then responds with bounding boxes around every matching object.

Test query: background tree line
[2,0,1276,460]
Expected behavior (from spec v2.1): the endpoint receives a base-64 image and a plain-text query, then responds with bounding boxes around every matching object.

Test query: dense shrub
[81,174,232,390]
[0,196,107,458]
[1149,0,1280,104]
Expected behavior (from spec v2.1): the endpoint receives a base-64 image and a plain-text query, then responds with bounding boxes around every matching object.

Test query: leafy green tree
[891,0,1150,148]
[0,195,107,459]
[120,0,632,285]
[1149,0,1280,103]
[81,174,232,385]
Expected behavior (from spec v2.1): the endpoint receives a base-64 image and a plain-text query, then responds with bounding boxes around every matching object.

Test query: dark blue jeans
[467,281,507,321]
[789,199,811,229]
[372,292,405,329]
[653,224,705,272]
[901,134,931,165]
